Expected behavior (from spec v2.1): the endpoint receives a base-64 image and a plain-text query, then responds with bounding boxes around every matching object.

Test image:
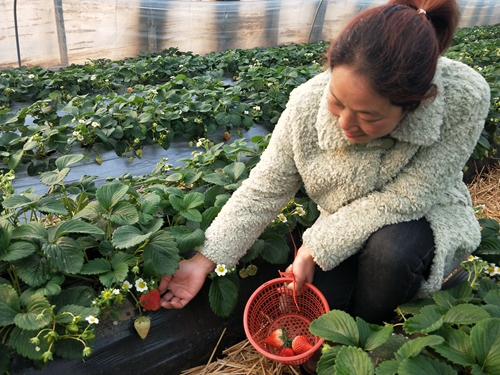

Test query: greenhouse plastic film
[1,0,499,69]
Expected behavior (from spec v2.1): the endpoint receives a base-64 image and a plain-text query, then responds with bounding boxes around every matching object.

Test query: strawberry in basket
[292,335,313,355]
[264,328,290,350]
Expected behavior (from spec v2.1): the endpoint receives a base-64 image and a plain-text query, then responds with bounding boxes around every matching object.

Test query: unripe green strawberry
[246,264,258,276]
[134,316,151,339]
[239,268,249,278]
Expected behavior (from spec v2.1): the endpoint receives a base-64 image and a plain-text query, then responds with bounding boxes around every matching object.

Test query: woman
[160,0,490,337]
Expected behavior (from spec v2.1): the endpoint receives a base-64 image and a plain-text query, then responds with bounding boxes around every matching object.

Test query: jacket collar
[314,59,445,150]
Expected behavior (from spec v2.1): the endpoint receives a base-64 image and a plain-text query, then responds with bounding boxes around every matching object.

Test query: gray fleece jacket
[199,57,491,298]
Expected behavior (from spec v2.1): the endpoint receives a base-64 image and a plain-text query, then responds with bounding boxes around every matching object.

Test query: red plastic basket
[243,276,330,366]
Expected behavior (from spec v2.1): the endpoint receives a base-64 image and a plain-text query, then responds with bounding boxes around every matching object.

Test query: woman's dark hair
[327,0,460,110]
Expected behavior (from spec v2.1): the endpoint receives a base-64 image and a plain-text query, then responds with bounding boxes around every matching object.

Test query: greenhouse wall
[1,0,499,69]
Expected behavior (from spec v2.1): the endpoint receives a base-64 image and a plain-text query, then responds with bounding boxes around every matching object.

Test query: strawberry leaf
[209,273,239,317]
[0,284,21,326]
[333,346,375,375]
[10,327,49,361]
[142,231,180,277]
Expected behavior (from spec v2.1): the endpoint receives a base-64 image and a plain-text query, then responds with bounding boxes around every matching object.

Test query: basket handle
[278,228,301,310]
[278,270,300,311]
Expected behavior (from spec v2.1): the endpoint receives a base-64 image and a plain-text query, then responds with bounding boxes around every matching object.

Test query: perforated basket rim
[243,277,329,365]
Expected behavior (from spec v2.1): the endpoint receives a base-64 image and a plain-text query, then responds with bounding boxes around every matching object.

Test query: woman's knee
[359,219,435,274]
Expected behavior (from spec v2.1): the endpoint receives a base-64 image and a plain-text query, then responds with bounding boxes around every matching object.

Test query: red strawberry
[139,289,161,311]
[264,328,289,349]
[279,347,295,357]
[223,131,231,141]
[292,335,313,355]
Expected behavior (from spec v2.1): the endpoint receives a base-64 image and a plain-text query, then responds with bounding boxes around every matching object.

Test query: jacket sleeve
[303,68,491,271]
[198,99,303,267]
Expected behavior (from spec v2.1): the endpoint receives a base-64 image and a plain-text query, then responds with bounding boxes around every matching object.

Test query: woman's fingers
[160,290,187,309]
[158,274,173,294]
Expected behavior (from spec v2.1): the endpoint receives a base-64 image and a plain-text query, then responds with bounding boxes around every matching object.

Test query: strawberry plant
[2,24,498,173]
[0,135,310,370]
[309,261,500,375]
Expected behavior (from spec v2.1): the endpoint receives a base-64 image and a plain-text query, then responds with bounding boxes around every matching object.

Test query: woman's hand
[285,245,316,292]
[159,252,216,309]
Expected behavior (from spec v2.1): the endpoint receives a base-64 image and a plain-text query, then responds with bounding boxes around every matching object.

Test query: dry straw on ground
[181,330,301,375]
[183,161,500,375]
[467,161,500,221]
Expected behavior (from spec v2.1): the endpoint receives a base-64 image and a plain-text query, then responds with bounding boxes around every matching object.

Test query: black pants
[312,218,435,325]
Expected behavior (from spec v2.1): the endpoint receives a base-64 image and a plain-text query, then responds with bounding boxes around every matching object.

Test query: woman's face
[327,65,405,144]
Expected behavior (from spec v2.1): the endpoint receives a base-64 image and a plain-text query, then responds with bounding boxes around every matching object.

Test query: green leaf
[8,149,23,170]
[208,273,239,317]
[10,327,49,361]
[14,253,55,287]
[112,225,152,249]
[258,232,290,264]
[395,335,444,361]
[482,304,500,318]
[50,286,96,309]
[398,355,456,375]
[309,309,359,346]
[432,328,476,367]
[484,289,500,306]
[317,345,342,375]
[334,346,374,375]
[165,172,183,182]
[375,360,399,375]
[202,172,231,186]
[224,162,245,181]
[0,284,21,326]
[200,206,222,231]
[39,167,70,186]
[55,304,100,324]
[446,281,474,301]
[80,258,112,275]
[96,183,130,211]
[0,240,36,261]
[370,333,408,362]
[403,305,447,334]
[99,263,129,287]
[398,298,435,315]
[165,226,205,253]
[138,193,161,215]
[143,231,180,276]
[356,318,393,351]
[169,192,204,222]
[106,201,139,225]
[34,278,63,297]
[51,219,104,240]
[12,221,47,240]
[183,192,205,209]
[203,185,226,207]
[432,290,456,308]
[470,318,500,371]
[54,336,88,360]
[2,193,33,209]
[13,294,52,330]
[36,196,69,215]
[444,303,490,325]
[72,201,104,219]
[110,253,136,269]
[42,237,84,274]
